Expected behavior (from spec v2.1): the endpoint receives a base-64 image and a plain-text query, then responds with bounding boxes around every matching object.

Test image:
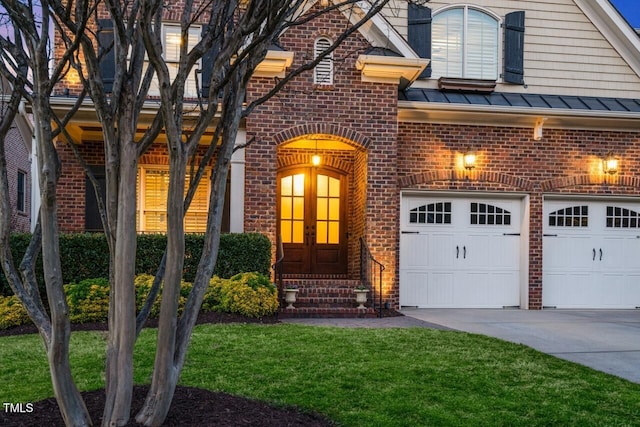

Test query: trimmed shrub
[205,272,278,318]
[65,278,110,323]
[0,295,30,329]
[134,274,191,317]
[0,232,272,296]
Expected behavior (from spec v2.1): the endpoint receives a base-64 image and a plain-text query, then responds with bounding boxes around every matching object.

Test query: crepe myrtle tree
[0,0,432,425]
[0,2,95,426]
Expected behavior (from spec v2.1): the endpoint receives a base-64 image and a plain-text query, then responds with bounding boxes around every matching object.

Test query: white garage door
[400,196,522,308]
[543,200,640,309]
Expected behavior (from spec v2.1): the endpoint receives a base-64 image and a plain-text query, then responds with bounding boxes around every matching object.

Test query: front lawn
[1,324,639,426]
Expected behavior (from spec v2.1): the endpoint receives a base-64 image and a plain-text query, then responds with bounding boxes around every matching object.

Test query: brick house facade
[48,1,640,313]
[1,91,32,233]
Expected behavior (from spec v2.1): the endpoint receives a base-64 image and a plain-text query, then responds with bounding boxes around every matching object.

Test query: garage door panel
[400,271,429,306]
[400,195,522,308]
[400,234,429,270]
[429,234,456,268]
[600,236,640,270]
[399,271,426,307]
[544,236,593,270]
[543,272,592,308]
[427,272,454,307]
[544,199,640,309]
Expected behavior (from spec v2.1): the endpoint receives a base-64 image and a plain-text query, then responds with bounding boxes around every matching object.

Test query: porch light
[311,138,321,166]
[603,152,619,175]
[463,148,477,170]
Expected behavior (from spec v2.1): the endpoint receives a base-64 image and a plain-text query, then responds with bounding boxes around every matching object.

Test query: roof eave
[398,101,640,132]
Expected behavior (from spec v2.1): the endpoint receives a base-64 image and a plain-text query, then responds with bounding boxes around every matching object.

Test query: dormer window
[432,6,499,80]
[314,37,333,85]
[408,4,525,85]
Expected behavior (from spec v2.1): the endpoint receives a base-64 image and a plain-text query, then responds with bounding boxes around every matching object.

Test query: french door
[277,167,348,275]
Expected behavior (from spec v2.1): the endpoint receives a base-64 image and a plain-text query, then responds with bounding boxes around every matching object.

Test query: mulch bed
[3,310,412,426]
[1,385,335,426]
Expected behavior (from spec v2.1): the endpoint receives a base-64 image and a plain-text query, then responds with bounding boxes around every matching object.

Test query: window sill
[437,77,496,93]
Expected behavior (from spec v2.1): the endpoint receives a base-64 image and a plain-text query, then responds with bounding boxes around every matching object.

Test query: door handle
[456,246,459,259]
[592,248,596,261]
[463,246,467,259]
[599,248,603,261]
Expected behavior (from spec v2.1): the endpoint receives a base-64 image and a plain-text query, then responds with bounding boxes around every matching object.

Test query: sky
[610,0,640,28]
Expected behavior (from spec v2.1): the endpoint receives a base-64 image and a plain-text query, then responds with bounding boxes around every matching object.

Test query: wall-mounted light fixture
[463,148,477,170]
[311,138,321,167]
[603,152,619,175]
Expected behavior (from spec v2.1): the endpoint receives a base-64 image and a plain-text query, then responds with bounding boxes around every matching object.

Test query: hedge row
[0,233,271,296]
[0,272,279,329]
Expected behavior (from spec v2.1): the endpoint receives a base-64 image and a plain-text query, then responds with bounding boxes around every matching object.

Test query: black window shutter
[201,25,217,97]
[98,19,115,93]
[85,166,106,233]
[408,3,432,78]
[504,11,525,85]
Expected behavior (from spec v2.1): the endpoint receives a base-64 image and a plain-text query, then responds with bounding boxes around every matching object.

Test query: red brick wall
[398,123,640,308]
[3,126,31,232]
[56,140,104,232]
[245,5,399,304]
[56,139,217,233]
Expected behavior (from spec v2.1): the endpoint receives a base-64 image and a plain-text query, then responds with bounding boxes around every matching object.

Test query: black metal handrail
[360,237,385,318]
[272,235,284,308]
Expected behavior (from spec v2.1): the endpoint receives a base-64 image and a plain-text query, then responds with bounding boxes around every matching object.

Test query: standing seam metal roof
[398,88,640,113]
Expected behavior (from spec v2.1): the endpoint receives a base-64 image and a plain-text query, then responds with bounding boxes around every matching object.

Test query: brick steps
[279,278,377,318]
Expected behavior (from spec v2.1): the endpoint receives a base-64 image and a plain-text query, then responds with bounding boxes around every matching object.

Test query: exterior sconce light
[311,138,321,166]
[603,152,618,175]
[463,148,477,170]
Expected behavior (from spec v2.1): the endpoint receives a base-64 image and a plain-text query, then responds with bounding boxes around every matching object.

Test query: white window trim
[432,4,503,81]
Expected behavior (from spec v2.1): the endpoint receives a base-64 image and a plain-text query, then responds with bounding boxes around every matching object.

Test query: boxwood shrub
[0,233,271,296]
[0,271,278,329]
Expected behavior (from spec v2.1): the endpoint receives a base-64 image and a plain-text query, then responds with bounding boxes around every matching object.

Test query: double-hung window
[432,6,499,80]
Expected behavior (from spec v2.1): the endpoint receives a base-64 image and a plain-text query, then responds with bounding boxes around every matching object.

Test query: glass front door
[278,167,347,275]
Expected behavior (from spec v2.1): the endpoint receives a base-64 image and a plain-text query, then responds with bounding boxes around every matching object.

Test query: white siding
[385,0,640,98]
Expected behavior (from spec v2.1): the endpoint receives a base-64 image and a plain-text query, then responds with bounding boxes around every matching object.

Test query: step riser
[279,307,377,319]
[278,278,376,318]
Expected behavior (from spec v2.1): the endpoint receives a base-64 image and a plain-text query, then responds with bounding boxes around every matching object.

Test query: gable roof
[575,0,640,77]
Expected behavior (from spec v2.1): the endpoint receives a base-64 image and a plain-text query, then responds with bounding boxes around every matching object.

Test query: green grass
[2,324,639,426]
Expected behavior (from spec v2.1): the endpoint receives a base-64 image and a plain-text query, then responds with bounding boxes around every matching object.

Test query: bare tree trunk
[33,96,92,426]
[135,151,187,426]
[102,136,138,427]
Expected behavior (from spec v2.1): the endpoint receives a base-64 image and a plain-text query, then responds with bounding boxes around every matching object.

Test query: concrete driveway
[402,308,640,383]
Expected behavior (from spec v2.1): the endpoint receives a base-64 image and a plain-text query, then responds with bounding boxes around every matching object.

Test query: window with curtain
[137,167,210,233]
[314,37,333,84]
[432,6,499,80]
